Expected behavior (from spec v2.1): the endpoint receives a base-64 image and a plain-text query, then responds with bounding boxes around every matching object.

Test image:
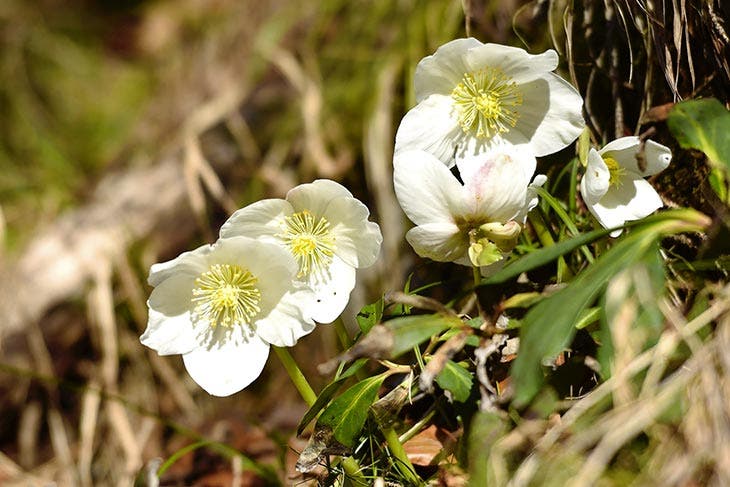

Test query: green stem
[272,346,316,407]
[383,426,421,485]
[340,456,368,485]
[333,317,351,349]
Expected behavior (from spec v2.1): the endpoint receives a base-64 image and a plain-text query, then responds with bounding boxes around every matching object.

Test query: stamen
[191,264,261,329]
[451,67,523,139]
[279,210,336,278]
[602,156,626,187]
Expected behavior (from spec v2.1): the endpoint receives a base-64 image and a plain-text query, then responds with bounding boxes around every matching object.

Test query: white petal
[140,308,199,356]
[256,289,316,346]
[465,44,559,84]
[394,94,463,165]
[219,199,290,240]
[641,140,672,176]
[182,336,270,396]
[287,179,354,217]
[148,245,211,287]
[323,196,383,268]
[599,137,671,177]
[414,38,482,101]
[587,178,663,235]
[299,256,357,324]
[581,149,610,205]
[516,173,547,223]
[393,150,465,226]
[147,273,196,317]
[456,145,535,222]
[511,73,585,157]
[405,223,467,264]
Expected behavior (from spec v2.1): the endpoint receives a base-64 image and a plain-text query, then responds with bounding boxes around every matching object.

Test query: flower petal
[587,177,663,236]
[464,43,559,84]
[516,173,547,223]
[148,245,211,287]
[405,223,467,264]
[510,73,585,157]
[182,336,270,396]
[256,289,316,346]
[393,150,465,226]
[219,199,291,240]
[287,179,354,217]
[414,37,482,101]
[581,149,610,205]
[297,256,357,324]
[394,94,463,166]
[456,144,535,222]
[323,196,383,268]
[141,308,199,356]
[641,139,672,177]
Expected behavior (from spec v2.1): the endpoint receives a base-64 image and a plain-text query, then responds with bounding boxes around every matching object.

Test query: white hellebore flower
[580,136,672,237]
[395,37,585,166]
[394,144,544,268]
[140,237,313,396]
[220,180,382,324]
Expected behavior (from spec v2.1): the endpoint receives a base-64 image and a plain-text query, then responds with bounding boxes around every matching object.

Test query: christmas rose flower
[580,136,672,236]
[393,144,544,268]
[140,237,313,396]
[394,38,585,166]
[220,180,382,324]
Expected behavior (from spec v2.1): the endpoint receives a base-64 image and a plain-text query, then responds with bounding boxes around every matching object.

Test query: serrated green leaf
[511,210,710,407]
[385,314,459,357]
[667,98,730,170]
[316,374,387,448]
[435,360,473,402]
[297,359,368,435]
[356,296,385,334]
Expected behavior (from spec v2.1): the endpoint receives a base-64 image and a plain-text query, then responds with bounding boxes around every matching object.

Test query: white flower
[220,180,382,324]
[580,136,672,237]
[394,38,585,166]
[393,144,544,268]
[140,237,313,396]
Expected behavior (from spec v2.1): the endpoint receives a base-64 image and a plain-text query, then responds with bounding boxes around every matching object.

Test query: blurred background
[1,0,728,485]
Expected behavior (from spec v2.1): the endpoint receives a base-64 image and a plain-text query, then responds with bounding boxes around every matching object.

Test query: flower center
[192,264,261,329]
[280,210,336,278]
[602,156,626,187]
[451,67,523,139]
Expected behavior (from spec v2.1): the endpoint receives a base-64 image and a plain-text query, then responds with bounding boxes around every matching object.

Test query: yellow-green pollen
[451,67,523,139]
[192,264,261,329]
[602,156,626,187]
[280,210,336,278]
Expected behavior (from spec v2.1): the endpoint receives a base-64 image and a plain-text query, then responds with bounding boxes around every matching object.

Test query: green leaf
[297,359,368,435]
[510,210,710,407]
[356,296,385,334]
[468,411,509,486]
[385,314,460,357]
[316,374,387,448]
[667,98,730,170]
[435,360,473,402]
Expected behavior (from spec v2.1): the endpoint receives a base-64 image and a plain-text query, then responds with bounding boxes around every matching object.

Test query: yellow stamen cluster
[451,67,523,139]
[602,156,626,187]
[192,264,261,329]
[280,210,336,278]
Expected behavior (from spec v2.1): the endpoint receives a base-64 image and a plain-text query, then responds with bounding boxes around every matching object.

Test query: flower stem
[383,426,421,485]
[272,346,316,407]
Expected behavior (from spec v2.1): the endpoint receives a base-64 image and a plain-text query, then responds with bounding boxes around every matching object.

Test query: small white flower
[580,136,672,237]
[393,144,543,268]
[140,237,313,396]
[220,180,382,324]
[394,38,585,166]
